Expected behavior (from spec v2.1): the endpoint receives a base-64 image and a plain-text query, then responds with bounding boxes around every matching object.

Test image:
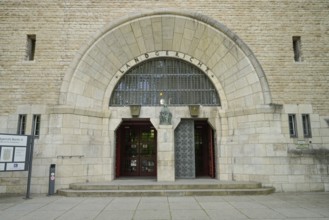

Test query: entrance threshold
[58,179,275,197]
[111,178,264,186]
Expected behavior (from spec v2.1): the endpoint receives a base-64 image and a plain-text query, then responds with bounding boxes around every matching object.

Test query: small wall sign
[0,134,30,172]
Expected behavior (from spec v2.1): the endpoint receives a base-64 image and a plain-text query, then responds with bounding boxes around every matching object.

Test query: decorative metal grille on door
[175,119,195,178]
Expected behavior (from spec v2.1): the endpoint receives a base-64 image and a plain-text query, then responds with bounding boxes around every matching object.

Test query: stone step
[68,181,262,191]
[57,179,275,197]
[58,187,275,197]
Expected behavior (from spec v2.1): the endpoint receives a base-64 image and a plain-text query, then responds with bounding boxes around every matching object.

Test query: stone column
[157,125,175,181]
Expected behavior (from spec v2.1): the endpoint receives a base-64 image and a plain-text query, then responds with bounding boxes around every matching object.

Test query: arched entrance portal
[175,119,215,179]
[59,10,272,183]
[116,120,157,177]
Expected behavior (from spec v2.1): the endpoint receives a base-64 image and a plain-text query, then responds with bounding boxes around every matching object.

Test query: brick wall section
[0,0,328,115]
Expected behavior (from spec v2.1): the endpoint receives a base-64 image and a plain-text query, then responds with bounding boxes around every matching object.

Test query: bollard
[48,164,56,195]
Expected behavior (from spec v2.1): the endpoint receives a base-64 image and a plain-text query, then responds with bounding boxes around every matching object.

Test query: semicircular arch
[60,9,271,110]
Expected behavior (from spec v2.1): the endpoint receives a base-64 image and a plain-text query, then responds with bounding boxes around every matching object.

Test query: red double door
[116,120,157,177]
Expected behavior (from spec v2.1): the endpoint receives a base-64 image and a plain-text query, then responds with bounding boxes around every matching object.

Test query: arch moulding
[59,9,272,111]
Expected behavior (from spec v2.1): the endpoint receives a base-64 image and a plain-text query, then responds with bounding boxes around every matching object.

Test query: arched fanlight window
[109,58,220,106]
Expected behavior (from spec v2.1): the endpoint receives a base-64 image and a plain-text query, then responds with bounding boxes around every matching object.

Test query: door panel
[139,129,156,176]
[195,122,206,176]
[175,119,195,178]
[117,121,156,177]
[208,126,215,178]
[175,119,215,179]
[115,127,122,177]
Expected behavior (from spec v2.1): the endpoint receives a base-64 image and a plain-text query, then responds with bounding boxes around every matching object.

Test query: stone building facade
[0,1,328,193]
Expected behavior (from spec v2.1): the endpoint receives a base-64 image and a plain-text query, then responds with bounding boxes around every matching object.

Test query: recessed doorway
[175,119,215,179]
[115,120,157,177]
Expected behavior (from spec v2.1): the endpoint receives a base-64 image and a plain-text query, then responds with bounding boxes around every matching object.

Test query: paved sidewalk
[0,193,328,220]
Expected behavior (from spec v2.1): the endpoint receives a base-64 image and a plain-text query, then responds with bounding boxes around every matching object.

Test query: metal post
[48,164,56,195]
[25,135,34,199]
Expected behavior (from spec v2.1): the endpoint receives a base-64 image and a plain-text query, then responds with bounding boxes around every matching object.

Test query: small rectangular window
[302,114,312,138]
[26,34,36,61]
[32,114,41,138]
[288,114,297,138]
[292,36,302,62]
[17,114,27,135]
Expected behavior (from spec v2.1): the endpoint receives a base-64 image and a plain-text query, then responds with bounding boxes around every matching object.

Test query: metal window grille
[17,114,27,135]
[110,58,221,106]
[302,114,312,138]
[288,114,297,138]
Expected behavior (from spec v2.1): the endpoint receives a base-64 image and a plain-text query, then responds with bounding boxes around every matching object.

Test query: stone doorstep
[57,179,275,197]
[69,182,262,190]
[57,188,275,197]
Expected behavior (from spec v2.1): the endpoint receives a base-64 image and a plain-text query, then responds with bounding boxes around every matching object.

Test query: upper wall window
[110,58,221,106]
[292,36,302,62]
[26,34,36,61]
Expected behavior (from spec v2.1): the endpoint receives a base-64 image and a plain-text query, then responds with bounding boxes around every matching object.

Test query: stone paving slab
[0,193,328,220]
